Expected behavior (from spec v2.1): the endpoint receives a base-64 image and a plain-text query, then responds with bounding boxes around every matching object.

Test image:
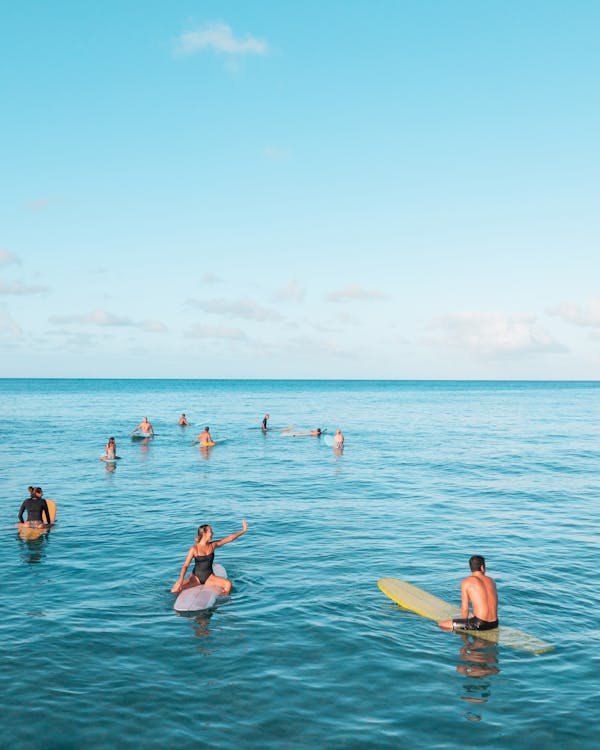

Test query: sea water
[0,379,598,749]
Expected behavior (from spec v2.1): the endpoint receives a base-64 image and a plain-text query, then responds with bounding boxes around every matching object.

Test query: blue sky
[1,1,599,378]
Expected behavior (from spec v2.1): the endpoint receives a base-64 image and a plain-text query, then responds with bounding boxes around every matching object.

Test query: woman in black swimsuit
[171,520,248,594]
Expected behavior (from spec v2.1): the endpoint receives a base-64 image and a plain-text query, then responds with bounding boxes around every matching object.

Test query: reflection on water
[104,461,118,474]
[17,532,51,565]
[176,608,216,638]
[455,634,500,722]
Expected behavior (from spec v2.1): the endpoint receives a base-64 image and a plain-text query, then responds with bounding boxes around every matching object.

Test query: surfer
[171,520,248,594]
[179,413,190,426]
[193,426,213,446]
[18,487,51,528]
[132,416,154,437]
[261,414,270,431]
[100,437,117,460]
[438,555,498,632]
[333,428,344,449]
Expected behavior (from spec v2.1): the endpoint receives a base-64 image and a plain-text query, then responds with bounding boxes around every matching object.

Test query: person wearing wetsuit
[18,487,51,528]
[438,555,499,632]
[261,414,270,431]
[171,520,248,595]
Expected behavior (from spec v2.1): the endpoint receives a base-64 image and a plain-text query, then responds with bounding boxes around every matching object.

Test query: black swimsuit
[18,497,50,525]
[193,551,215,584]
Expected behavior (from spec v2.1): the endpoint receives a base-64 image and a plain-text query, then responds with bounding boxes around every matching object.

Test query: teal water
[1,379,599,749]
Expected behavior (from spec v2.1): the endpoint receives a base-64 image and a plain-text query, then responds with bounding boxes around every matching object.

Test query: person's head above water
[196,524,212,540]
[469,555,485,572]
[205,426,210,431]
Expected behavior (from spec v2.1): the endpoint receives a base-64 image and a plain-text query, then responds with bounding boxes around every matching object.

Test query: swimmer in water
[193,426,213,445]
[179,413,190,426]
[100,437,118,460]
[18,487,51,528]
[132,416,154,437]
[333,428,344,449]
[171,520,248,594]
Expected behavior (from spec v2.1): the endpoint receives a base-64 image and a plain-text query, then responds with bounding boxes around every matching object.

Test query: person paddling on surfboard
[438,555,498,632]
[132,416,154,437]
[171,520,248,594]
[18,487,51,528]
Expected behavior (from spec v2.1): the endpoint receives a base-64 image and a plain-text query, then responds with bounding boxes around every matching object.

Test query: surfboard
[100,456,121,461]
[174,564,227,612]
[377,577,553,654]
[16,500,57,541]
[132,433,154,440]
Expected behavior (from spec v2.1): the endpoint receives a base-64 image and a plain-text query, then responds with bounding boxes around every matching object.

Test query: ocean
[1,379,598,749]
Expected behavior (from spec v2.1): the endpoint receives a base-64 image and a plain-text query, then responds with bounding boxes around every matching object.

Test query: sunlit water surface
[1,380,598,749]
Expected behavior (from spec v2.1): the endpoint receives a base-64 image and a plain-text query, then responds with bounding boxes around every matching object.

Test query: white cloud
[0,280,48,295]
[427,312,566,357]
[25,197,53,212]
[187,297,282,321]
[176,23,268,56]
[0,249,21,267]
[185,324,247,340]
[141,319,168,333]
[50,309,133,327]
[548,299,600,328]
[49,309,167,332]
[200,272,223,285]
[273,280,305,303]
[0,309,22,337]
[326,284,386,303]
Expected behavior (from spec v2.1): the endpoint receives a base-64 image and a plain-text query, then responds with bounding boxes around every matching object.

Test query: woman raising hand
[171,520,248,595]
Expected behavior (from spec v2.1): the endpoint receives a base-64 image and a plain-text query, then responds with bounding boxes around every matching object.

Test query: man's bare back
[438,555,498,632]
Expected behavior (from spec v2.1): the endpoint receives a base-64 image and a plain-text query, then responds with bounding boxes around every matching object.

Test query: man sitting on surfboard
[18,487,51,528]
[132,416,154,437]
[438,555,498,632]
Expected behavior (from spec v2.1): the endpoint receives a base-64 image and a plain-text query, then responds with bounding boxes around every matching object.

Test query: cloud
[326,284,386,303]
[264,146,289,161]
[25,197,53,212]
[273,280,305,303]
[185,324,247,340]
[48,309,167,332]
[200,272,223,285]
[50,309,133,327]
[187,297,282,321]
[0,250,21,267]
[0,309,22,337]
[140,319,168,333]
[548,299,600,328]
[427,311,566,357]
[176,22,268,56]
[0,280,48,295]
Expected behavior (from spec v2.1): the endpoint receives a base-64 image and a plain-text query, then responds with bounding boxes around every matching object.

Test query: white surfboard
[174,564,227,612]
[378,577,553,654]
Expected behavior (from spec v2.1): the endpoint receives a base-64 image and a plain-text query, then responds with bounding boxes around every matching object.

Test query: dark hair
[469,555,485,572]
[205,426,210,431]
[34,487,43,497]
[197,524,211,538]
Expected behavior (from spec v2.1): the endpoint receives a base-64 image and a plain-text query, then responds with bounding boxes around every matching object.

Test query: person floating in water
[283,428,323,437]
[179,413,190,426]
[438,555,498,632]
[261,414,270,431]
[18,487,51,528]
[171,520,248,594]
[100,437,118,460]
[193,426,213,446]
[132,416,154,437]
[333,428,344,449]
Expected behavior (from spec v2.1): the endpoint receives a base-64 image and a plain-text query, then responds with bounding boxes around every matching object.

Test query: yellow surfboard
[378,577,553,655]
[17,499,57,541]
